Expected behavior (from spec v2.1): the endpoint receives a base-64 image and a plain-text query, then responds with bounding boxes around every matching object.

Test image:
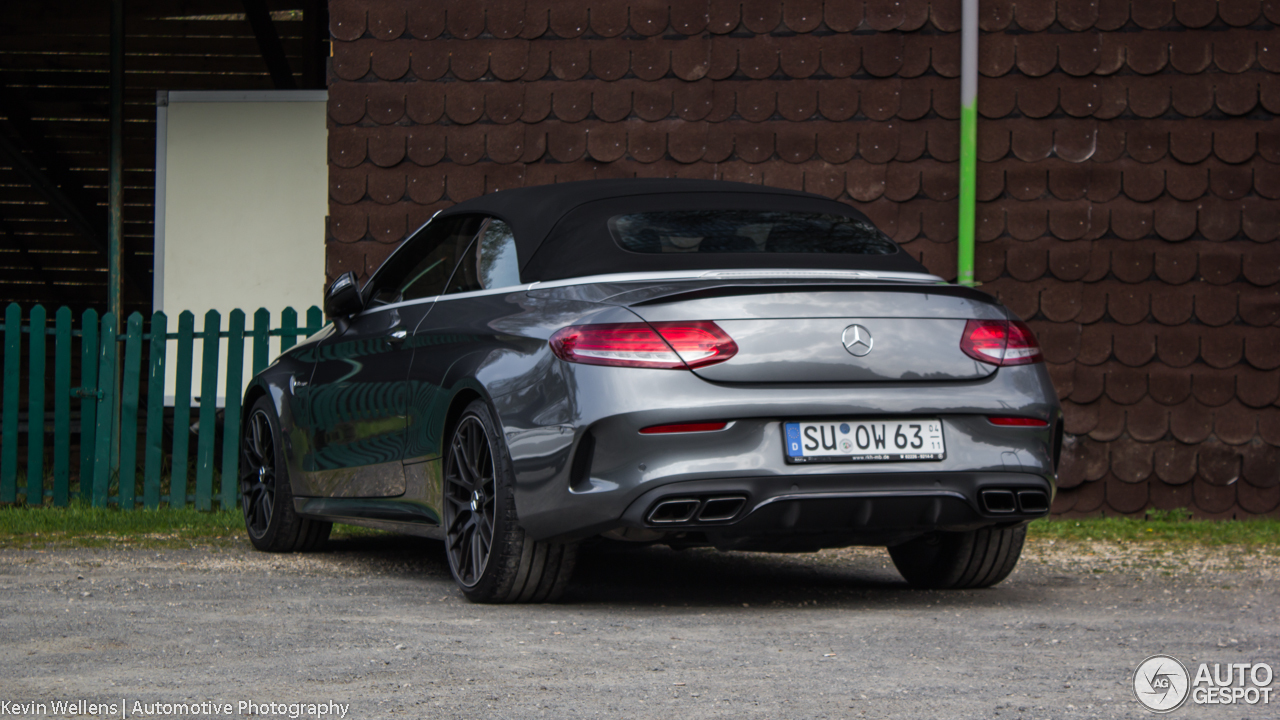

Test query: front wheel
[442,400,577,603]
[240,396,331,552]
[888,525,1026,589]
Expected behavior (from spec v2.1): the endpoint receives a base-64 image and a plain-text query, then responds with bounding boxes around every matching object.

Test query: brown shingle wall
[326,0,1280,518]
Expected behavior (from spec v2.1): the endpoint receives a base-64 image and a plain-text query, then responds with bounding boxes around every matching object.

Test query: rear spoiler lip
[619,280,1002,308]
[362,269,981,318]
[527,268,944,291]
[521,269,1010,308]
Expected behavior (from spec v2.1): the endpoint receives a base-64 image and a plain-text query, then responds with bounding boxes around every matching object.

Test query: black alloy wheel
[239,396,330,552]
[241,408,277,539]
[443,415,497,588]
[440,400,578,603]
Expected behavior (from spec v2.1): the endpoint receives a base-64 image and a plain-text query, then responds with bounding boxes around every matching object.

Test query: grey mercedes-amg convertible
[239,179,1060,603]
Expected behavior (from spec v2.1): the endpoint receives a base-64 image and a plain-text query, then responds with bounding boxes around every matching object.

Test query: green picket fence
[0,303,322,510]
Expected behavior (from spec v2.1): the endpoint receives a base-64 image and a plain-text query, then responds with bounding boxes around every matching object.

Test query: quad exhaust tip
[981,490,1018,513]
[646,495,748,524]
[648,498,701,524]
[980,489,1050,515]
[1017,490,1050,514]
[698,496,746,522]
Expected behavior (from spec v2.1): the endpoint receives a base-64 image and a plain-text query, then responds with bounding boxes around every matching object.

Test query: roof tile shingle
[1128,398,1171,442]
[1237,481,1280,514]
[1193,475,1238,514]
[1171,399,1216,444]
[1149,364,1193,406]
[1241,442,1280,489]
[1155,325,1202,369]
[1198,326,1244,369]
[1107,472,1152,512]
[1040,280,1085,322]
[1151,283,1195,325]
[1070,474,1108,513]
[1153,440,1199,485]
[1193,370,1238,407]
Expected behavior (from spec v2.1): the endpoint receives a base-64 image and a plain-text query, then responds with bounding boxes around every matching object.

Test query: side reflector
[550,321,738,370]
[960,320,1044,366]
[639,422,729,435]
[987,416,1050,427]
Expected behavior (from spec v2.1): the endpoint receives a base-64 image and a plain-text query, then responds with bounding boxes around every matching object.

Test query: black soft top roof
[434,179,926,282]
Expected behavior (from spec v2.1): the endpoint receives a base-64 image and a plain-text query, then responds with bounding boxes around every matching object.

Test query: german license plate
[784,419,945,463]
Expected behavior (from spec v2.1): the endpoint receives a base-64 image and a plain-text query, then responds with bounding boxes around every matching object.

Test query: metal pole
[109,0,124,318]
[109,0,125,480]
[957,0,979,287]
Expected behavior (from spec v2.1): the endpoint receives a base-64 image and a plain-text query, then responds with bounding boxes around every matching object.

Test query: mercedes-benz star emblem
[841,324,874,357]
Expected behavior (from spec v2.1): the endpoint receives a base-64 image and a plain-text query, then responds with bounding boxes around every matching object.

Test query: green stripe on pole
[26,305,46,505]
[53,306,72,506]
[91,312,117,507]
[78,309,99,501]
[1,303,20,503]
[195,309,220,511]
[957,101,978,287]
[143,311,167,509]
[118,312,143,509]
[171,311,195,508]
[221,309,245,510]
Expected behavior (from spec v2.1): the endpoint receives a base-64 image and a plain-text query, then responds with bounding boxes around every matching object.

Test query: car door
[298,214,485,497]
[402,217,523,466]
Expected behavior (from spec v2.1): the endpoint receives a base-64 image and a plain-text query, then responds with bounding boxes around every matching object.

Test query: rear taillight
[639,421,729,434]
[988,416,1050,427]
[960,320,1043,366]
[549,321,738,370]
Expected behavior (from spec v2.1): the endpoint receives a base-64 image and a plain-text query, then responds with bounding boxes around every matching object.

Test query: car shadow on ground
[316,534,1051,610]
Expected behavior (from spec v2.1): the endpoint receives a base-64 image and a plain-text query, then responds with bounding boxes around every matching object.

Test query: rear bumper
[496,358,1061,543]
[548,470,1052,549]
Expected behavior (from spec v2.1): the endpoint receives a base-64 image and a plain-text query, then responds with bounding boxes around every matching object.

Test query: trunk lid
[614,281,1005,383]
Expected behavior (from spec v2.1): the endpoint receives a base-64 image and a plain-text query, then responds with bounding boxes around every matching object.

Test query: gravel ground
[0,536,1277,720]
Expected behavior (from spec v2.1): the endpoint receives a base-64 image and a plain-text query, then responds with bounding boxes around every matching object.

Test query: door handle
[387,328,409,344]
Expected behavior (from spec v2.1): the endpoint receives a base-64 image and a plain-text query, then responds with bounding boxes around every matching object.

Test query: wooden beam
[241,0,297,90]
[108,0,124,322]
[0,131,106,256]
[301,0,329,90]
[0,91,106,235]
[0,126,147,299]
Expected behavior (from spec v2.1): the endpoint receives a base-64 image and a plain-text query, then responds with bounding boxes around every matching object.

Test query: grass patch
[1028,509,1280,547]
[3,504,1277,551]
[0,502,386,549]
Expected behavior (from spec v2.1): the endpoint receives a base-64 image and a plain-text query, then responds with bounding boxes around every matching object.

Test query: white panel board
[156,90,328,406]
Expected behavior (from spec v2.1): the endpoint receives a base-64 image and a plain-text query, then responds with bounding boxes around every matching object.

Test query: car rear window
[608,210,899,256]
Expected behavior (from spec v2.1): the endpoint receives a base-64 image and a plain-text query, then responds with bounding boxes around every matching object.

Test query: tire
[241,396,331,552]
[888,524,1026,590]
[442,399,577,603]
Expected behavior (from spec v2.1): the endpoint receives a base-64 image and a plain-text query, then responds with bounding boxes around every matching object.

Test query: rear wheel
[241,396,331,552]
[888,524,1025,589]
[442,399,577,603]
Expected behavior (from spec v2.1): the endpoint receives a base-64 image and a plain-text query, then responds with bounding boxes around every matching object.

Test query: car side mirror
[324,271,363,321]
